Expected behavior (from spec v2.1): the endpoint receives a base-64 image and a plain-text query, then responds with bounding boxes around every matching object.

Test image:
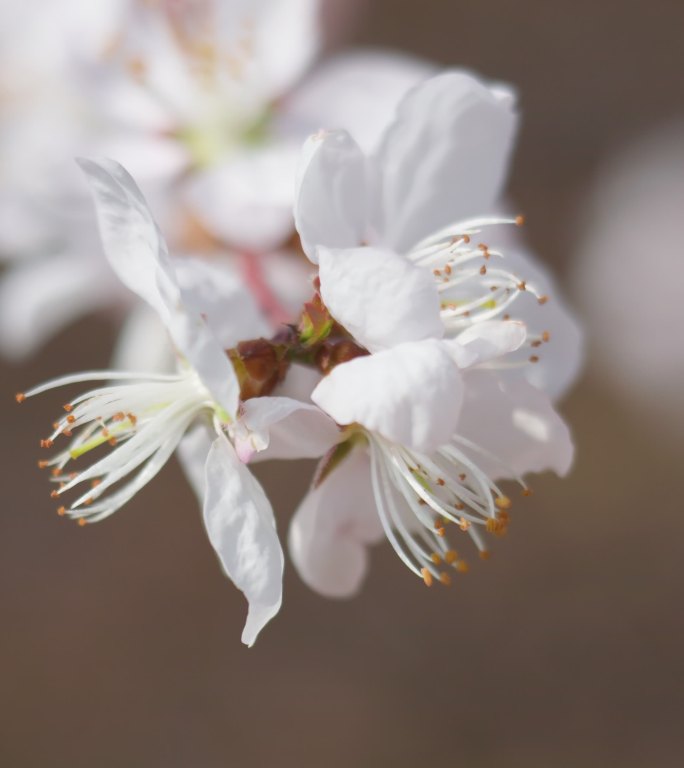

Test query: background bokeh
[2,1,683,766]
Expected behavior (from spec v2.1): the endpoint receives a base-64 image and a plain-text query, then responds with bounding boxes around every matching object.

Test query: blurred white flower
[294,71,583,400]
[0,0,432,362]
[18,159,336,645]
[572,124,684,429]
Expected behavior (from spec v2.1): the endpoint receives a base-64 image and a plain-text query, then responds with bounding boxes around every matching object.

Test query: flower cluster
[9,3,581,645]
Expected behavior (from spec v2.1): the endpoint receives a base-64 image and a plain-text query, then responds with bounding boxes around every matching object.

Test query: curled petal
[376,71,518,252]
[448,320,527,369]
[202,434,284,647]
[313,339,463,453]
[318,245,443,352]
[289,446,383,598]
[294,130,368,262]
[78,158,240,418]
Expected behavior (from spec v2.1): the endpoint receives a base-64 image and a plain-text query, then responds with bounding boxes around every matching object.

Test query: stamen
[367,432,528,584]
[26,369,221,524]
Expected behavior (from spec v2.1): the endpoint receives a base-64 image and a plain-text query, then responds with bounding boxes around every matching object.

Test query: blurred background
[2,1,683,766]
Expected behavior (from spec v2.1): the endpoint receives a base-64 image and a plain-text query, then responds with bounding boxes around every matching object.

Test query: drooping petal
[182,144,299,253]
[176,423,215,505]
[202,434,284,647]
[78,158,240,418]
[239,396,340,462]
[294,130,368,262]
[457,371,574,479]
[76,157,178,317]
[448,320,527,369]
[312,340,463,452]
[318,245,443,352]
[289,445,383,598]
[376,71,518,252]
[278,50,433,154]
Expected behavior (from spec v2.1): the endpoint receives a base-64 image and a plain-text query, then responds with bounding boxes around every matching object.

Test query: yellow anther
[522,487,533,497]
[456,561,469,574]
[77,518,88,527]
[515,214,525,226]
[495,495,512,511]
[529,355,539,363]
[479,550,491,561]
[542,331,551,342]
[40,439,53,449]
[430,553,442,565]
[459,518,470,531]
[56,506,66,517]
[538,295,549,305]
[439,572,452,586]
[421,567,434,587]
[486,518,504,534]
[444,550,458,564]
[63,403,73,412]
[37,460,49,469]
[15,393,26,404]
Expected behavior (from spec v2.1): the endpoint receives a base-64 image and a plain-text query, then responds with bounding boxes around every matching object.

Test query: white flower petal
[173,255,270,349]
[78,158,240,418]
[279,50,433,154]
[502,244,583,400]
[0,253,110,360]
[110,302,173,372]
[376,71,518,252]
[176,423,215,505]
[77,157,179,318]
[241,396,340,461]
[288,446,383,598]
[318,245,443,352]
[250,0,322,99]
[294,130,368,262]
[448,320,527,369]
[272,362,322,401]
[312,340,463,452]
[202,434,284,647]
[457,371,574,479]
[183,145,299,253]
